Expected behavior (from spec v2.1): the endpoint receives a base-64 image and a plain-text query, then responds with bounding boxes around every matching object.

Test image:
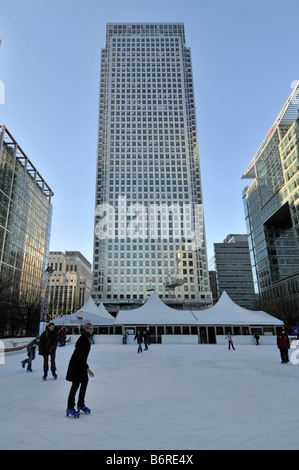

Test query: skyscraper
[214,234,255,309]
[242,82,299,306]
[0,125,53,303]
[93,23,211,308]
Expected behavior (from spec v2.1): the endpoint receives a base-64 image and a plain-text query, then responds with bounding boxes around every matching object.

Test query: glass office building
[93,23,212,308]
[242,83,299,305]
[214,234,255,309]
[0,126,53,302]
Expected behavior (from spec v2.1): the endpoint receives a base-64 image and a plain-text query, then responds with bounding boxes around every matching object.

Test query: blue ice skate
[77,405,91,414]
[66,408,80,418]
[52,372,57,379]
[21,360,26,369]
[42,373,47,380]
[27,368,32,372]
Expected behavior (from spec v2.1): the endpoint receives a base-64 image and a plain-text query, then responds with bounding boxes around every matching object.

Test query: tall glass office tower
[242,82,299,306]
[93,23,211,309]
[0,126,53,302]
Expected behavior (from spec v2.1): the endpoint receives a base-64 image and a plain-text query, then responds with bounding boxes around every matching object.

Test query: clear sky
[1,0,299,266]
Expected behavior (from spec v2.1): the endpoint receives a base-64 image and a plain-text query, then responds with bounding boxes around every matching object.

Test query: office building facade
[93,23,211,308]
[214,234,255,309]
[45,251,92,317]
[0,125,53,303]
[242,83,299,306]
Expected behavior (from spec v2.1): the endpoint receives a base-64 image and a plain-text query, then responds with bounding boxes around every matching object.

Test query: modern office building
[93,23,212,309]
[45,251,92,317]
[0,125,53,303]
[242,82,299,306]
[213,234,255,309]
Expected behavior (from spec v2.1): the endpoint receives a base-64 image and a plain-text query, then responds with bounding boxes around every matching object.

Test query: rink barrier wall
[216,335,277,345]
[1,333,284,352]
[69,334,278,346]
[161,335,198,344]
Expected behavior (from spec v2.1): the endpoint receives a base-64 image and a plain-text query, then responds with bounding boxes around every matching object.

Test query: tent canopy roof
[115,291,283,326]
[52,297,114,326]
[193,291,283,326]
[52,292,283,328]
[114,292,198,325]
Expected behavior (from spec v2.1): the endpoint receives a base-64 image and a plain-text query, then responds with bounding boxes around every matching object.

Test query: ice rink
[1,341,298,450]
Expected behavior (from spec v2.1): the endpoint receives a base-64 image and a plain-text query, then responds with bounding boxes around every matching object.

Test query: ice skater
[39,322,59,380]
[143,330,148,350]
[225,332,235,350]
[277,329,290,363]
[21,335,40,372]
[123,329,128,344]
[134,330,143,353]
[66,322,94,418]
[254,334,260,345]
[58,326,67,346]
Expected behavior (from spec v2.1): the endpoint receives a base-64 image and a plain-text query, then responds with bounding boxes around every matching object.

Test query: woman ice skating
[65,322,94,418]
[21,335,40,372]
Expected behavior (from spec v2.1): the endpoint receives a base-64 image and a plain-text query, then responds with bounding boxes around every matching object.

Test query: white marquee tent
[114,291,283,328]
[51,291,283,331]
[193,291,284,326]
[114,292,199,325]
[51,297,115,326]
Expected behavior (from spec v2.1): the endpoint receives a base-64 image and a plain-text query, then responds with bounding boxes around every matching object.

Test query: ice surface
[0,342,298,450]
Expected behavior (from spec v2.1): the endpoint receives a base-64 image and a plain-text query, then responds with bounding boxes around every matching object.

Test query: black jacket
[66,333,91,383]
[38,327,59,355]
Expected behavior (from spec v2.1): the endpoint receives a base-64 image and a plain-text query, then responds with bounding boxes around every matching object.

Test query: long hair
[78,323,93,334]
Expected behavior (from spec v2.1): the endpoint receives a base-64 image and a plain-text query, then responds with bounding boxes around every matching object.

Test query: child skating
[21,335,40,372]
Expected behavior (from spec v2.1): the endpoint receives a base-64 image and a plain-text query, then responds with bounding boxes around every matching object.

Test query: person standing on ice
[21,335,40,372]
[65,322,94,418]
[39,322,59,380]
[134,330,143,353]
[277,329,290,363]
[225,331,235,350]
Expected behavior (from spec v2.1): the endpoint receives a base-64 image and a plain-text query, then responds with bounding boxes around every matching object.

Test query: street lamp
[40,266,56,331]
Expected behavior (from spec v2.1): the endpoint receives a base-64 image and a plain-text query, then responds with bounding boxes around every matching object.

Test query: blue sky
[1,0,299,265]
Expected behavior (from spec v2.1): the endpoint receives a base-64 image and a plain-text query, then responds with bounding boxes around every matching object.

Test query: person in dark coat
[66,322,94,417]
[277,329,290,363]
[134,330,143,353]
[143,330,148,350]
[254,334,260,345]
[39,322,59,380]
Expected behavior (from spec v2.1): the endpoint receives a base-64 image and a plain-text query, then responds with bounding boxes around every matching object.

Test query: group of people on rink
[19,323,293,418]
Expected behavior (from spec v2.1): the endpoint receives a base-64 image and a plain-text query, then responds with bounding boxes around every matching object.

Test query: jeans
[24,350,35,369]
